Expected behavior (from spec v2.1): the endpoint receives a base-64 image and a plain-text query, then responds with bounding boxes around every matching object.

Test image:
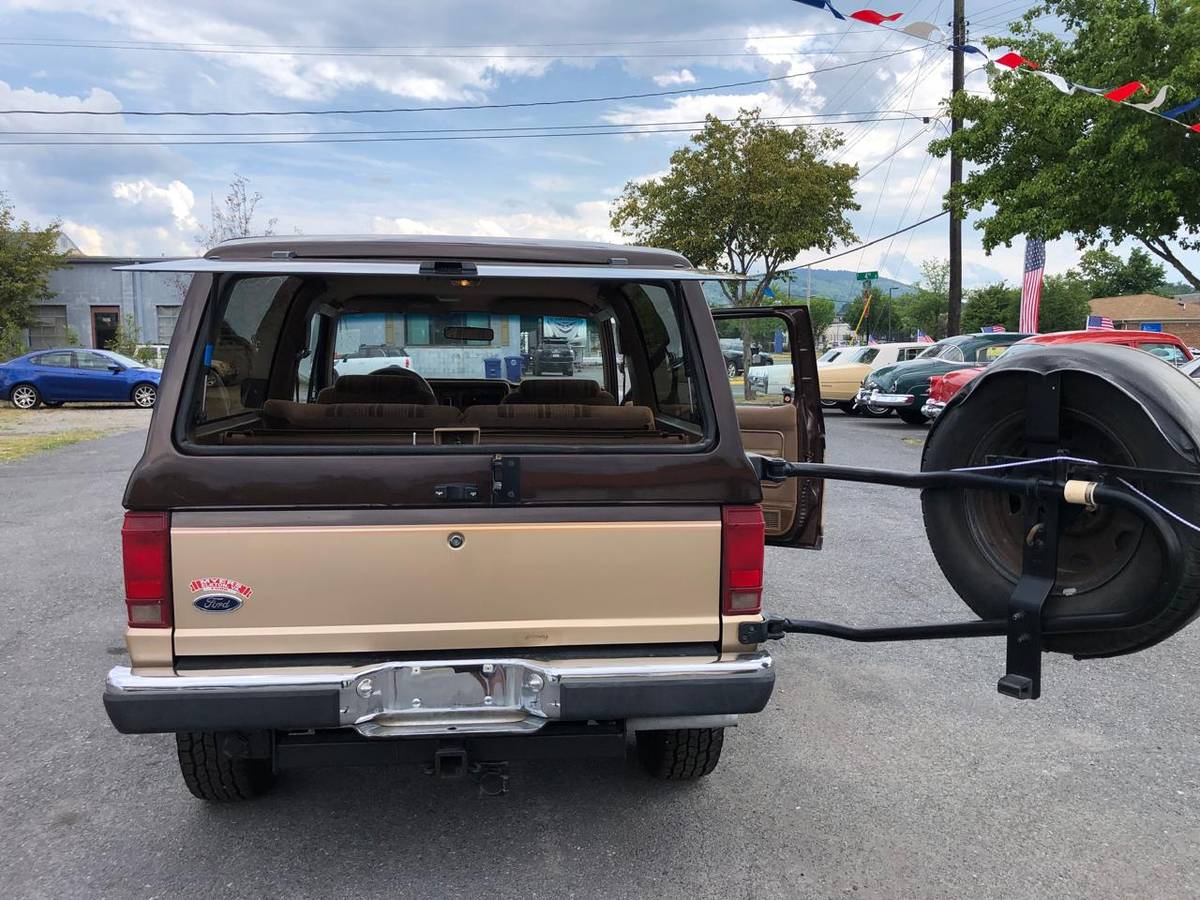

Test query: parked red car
[923,330,1194,418]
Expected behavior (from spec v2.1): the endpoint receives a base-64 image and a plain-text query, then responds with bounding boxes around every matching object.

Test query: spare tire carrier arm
[742,375,1187,700]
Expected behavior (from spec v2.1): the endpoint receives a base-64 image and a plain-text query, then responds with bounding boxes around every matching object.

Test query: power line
[0,46,927,117]
[0,40,912,60]
[0,118,918,147]
[0,31,848,52]
[0,110,940,138]
[782,211,950,271]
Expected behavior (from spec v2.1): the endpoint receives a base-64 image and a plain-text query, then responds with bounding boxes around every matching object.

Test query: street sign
[1140,322,1163,332]
[856,271,878,281]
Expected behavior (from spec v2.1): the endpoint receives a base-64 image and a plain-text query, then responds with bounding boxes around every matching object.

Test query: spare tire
[921,353,1200,658]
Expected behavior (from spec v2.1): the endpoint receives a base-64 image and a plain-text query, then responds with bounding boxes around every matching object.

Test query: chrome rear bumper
[922,399,946,418]
[104,652,775,737]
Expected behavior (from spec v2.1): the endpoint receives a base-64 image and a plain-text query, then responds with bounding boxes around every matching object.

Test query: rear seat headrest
[503,378,616,405]
[317,370,436,405]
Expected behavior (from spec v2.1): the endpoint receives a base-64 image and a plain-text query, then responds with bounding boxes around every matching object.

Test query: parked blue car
[0,348,161,410]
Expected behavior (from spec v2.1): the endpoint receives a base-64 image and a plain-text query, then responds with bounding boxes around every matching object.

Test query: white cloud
[60,220,106,255]
[112,179,199,231]
[527,173,573,192]
[371,199,619,243]
[653,69,696,87]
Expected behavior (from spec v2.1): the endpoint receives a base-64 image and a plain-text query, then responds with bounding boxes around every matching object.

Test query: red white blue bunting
[787,0,1200,134]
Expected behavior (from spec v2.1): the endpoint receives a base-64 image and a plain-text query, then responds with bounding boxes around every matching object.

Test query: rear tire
[898,408,928,425]
[636,728,724,780]
[175,732,276,802]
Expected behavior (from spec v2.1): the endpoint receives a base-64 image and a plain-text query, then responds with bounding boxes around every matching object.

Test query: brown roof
[1090,293,1200,322]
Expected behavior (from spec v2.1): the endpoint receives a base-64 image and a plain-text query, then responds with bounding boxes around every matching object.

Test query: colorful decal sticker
[189,577,254,599]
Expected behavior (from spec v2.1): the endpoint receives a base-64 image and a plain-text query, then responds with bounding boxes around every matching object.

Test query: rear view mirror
[443,326,494,342]
[108,365,123,373]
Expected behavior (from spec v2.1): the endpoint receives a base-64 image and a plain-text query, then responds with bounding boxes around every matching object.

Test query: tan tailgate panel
[171,516,721,655]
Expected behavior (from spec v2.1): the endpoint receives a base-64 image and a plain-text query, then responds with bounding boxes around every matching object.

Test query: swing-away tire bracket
[742,453,1186,699]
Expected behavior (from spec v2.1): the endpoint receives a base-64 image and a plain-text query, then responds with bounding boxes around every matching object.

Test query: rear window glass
[185,274,709,452]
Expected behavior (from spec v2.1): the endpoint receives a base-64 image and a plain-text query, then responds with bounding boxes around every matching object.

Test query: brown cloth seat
[502,378,617,406]
[317,371,436,405]
[463,404,654,431]
[263,399,462,429]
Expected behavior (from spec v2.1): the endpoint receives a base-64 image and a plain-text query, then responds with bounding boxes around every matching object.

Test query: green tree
[894,259,951,339]
[804,297,838,342]
[930,0,1200,290]
[1077,247,1169,298]
[0,193,68,347]
[611,109,858,395]
[843,288,903,341]
[1037,273,1093,332]
[962,283,1020,332]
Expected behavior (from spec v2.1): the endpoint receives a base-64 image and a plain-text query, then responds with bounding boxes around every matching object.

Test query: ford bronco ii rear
[104,236,1200,802]
[102,236,827,799]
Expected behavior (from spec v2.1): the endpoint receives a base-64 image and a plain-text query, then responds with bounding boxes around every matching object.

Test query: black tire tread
[636,728,724,780]
[921,373,1200,657]
[175,732,274,802]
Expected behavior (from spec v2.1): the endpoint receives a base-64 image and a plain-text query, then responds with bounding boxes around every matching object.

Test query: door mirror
[108,364,124,373]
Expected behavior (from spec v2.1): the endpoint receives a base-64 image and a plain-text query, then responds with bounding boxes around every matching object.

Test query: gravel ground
[0,414,1196,899]
[0,404,151,437]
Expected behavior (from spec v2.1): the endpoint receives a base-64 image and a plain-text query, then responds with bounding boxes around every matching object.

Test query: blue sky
[1,0,1195,289]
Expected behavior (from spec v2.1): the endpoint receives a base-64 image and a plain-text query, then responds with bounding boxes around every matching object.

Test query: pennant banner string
[785,0,1199,135]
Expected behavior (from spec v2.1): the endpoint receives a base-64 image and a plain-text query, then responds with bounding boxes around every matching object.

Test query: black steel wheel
[922,373,1200,657]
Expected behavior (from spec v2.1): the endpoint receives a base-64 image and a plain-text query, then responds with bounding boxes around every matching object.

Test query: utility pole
[947,0,965,337]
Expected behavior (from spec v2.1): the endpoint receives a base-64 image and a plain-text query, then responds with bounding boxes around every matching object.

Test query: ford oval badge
[193,593,244,613]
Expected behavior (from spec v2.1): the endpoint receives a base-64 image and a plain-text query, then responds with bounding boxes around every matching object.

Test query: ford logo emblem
[193,593,244,613]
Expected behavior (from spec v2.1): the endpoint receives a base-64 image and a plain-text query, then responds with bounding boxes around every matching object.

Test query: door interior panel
[734,406,799,536]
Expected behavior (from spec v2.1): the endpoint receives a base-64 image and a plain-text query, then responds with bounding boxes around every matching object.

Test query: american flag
[1019,238,1046,333]
[867,335,879,346]
[1086,314,1115,331]
[980,324,1005,333]
[915,329,934,344]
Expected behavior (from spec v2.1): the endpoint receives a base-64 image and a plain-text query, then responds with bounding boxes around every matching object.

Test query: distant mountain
[768,269,914,309]
[701,269,914,310]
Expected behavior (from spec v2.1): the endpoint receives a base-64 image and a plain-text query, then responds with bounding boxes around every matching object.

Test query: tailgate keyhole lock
[447,532,465,549]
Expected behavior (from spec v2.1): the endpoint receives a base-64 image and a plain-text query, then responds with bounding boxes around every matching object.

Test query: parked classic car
[856,332,1031,424]
[750,342,927,413]
[0,347,161,409]
[923,330,1195,418]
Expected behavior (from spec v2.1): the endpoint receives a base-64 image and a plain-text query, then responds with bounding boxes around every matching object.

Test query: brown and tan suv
[103,235,1200,801]
[102,236,828,799]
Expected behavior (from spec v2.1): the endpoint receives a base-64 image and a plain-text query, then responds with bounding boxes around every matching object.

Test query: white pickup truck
[333,343,415,376]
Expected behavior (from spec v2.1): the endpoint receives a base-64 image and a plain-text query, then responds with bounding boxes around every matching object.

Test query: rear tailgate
[170,508,721,657]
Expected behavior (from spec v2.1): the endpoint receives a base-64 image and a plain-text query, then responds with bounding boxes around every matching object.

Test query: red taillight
[721,505,765,615]
[121,511,171,628]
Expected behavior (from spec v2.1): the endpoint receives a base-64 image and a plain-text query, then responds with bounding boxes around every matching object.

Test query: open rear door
[711,306,825,548]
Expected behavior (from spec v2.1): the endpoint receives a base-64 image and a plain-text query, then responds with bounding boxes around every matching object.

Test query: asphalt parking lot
[1,413,1196,899]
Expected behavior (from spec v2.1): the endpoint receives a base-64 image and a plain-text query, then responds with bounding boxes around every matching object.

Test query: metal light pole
[888,286,897,341]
